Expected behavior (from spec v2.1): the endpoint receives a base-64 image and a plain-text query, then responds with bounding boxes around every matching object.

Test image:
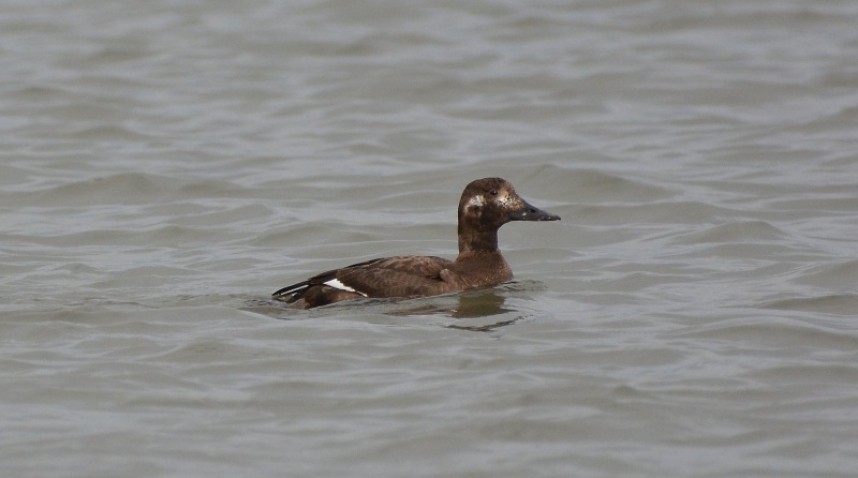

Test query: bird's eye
[489,189,499,196]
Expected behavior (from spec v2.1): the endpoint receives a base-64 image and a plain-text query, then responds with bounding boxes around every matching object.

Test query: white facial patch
[496,191,514,207]
[466,195,486,209]
[323,278,368,297]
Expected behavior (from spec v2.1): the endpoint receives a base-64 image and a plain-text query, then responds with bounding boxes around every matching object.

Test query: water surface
[2,1,858,476]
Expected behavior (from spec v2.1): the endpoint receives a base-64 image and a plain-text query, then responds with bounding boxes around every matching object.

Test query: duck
[272,177,560,309]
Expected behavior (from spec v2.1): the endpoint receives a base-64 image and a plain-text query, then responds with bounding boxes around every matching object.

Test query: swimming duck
[272,177,560,308]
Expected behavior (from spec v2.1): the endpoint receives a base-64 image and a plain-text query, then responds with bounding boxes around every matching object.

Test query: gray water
[2,1,858,476]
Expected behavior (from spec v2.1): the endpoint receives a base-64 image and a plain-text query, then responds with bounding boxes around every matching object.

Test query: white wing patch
[324,278,368,297]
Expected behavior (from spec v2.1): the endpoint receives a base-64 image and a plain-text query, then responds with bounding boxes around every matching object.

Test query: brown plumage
[272,177,560,309]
